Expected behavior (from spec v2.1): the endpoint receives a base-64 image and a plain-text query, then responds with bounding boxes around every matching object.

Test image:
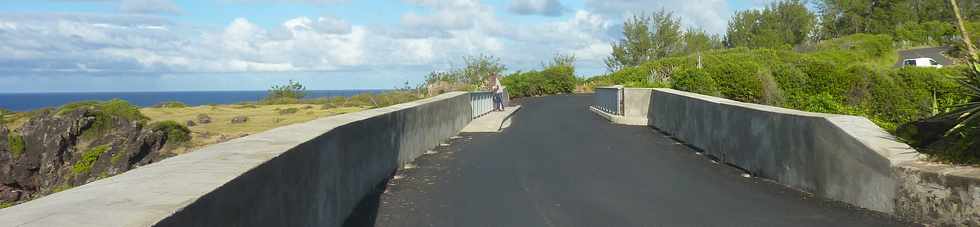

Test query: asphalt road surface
[895,46,953,67]
[364,95,918,227]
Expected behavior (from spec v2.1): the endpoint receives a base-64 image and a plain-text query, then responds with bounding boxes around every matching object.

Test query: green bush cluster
[502,65,577,98]
[150,120,191,145]
[7,133,24,158]
[265,80,307,103]
[57,99,148,140]
[590,34,970,132]
[153,101,188,108]
[895,20,956,47]
[671,68,719,96]
[72,144,111,175]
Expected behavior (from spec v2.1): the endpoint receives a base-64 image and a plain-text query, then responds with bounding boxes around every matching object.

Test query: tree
[681,28,723,55]
[546,53,576,68]
[725,0,815,48]
[460,54,507,85]
[425,54,506,86]
[921,0,980,157]
[266,80,307,101]
[815,0,978,41]
[605,9,683,71]
[606,14,654,71]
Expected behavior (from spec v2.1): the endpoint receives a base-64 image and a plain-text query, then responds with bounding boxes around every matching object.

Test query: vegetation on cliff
[587,0,980,164]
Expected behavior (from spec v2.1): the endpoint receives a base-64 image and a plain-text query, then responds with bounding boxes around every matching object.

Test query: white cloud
[0,2,621,78]
[584,0,731,34]
[400,0,501,33]
[508,0,566,17]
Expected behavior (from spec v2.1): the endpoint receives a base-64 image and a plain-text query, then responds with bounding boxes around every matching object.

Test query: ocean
[0,90,388,112]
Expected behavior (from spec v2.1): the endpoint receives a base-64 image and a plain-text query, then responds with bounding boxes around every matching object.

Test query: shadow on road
[342,172,394,227]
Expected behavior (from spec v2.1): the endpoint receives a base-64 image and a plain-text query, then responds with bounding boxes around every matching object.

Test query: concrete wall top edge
[0,92,470,227]
[652,88,916,163]
[653,88,838,118]
[823,116,921,164]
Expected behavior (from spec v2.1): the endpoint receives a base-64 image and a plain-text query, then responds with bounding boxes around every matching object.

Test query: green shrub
[265,80,307,102]
[7,133,24,158]
[150,120,191,145]
[705,61,764,103]
[57,99,148,140]
[771,64,808,108]
[671,68,720,96]
[72,144,111,175]
[502,64,577,98]
[592,33,973,135]
[813,33,894,58]
[154,101,188,108]
[110,150,125,165]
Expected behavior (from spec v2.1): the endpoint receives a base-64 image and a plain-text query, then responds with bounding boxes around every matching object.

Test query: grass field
[141,104,367,153]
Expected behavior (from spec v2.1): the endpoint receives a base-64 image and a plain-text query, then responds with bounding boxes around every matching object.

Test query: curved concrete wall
[649,89,917,213]
[0,92,473,227]
[599,88,980,225]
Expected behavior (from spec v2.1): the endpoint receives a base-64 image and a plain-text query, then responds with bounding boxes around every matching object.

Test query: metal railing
[470,87,509,119]
[471,92,494,118]
[594,86,623,115]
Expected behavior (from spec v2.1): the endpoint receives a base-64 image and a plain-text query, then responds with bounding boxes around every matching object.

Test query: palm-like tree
[936,0,979,139]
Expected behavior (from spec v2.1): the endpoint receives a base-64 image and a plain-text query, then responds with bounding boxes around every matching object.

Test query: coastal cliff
[0,106,179,206]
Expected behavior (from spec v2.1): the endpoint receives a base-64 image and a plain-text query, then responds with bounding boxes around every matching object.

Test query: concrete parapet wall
[649,88,914,213]
[621,88,653,125]
[0,92,473,227]
[593,86,622,115]
[599,88,980,225]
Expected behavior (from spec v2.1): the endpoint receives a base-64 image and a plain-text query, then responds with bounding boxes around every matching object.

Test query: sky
[0,0,777,92]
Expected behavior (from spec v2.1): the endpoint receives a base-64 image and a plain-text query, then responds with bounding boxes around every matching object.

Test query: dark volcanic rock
[231,116,248,124]
[0,108,176,205]
[196,114,211,124]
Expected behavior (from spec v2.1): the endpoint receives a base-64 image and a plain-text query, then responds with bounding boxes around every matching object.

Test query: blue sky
[0,0,776,92]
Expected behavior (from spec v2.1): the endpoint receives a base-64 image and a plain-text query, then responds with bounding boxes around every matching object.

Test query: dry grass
[141,104,366,153]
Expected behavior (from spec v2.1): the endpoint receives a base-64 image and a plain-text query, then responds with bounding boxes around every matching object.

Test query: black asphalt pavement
[366,95,918,227]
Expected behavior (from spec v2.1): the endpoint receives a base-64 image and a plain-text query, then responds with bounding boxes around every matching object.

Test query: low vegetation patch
[590,34,970,133]
[72,144,111,175]
[7,133,25,158]
[502,54,579,98]
[278,107,299,115]
[57,99,149,140]
[263,80,307,104]
[150,120,191,146]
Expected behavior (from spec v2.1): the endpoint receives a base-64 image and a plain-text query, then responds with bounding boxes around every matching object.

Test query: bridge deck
[363,95,916,226]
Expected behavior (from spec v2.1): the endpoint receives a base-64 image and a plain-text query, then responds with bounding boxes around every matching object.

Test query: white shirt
[493,78,503,94]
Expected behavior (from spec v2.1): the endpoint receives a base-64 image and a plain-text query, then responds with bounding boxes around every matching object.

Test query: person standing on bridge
[490,73,504,111]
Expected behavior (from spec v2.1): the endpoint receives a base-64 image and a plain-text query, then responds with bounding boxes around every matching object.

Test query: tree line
[606,0,980,71]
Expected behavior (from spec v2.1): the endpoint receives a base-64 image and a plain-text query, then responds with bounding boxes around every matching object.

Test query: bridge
[0,89,978,226]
